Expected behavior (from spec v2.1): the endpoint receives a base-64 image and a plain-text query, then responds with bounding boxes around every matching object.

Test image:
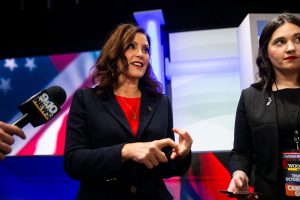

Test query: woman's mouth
[284,56,298,61]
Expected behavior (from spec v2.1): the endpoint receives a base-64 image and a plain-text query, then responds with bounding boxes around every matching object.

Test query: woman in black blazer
[227,13,300,199]
[64,23,193,200]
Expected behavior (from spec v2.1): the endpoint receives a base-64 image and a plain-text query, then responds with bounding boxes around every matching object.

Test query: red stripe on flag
[16,122,51,155]
[54,113,69,155]
[49,53,79,72]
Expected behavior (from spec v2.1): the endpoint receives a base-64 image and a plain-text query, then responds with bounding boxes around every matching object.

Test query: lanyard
[275,82,300,149]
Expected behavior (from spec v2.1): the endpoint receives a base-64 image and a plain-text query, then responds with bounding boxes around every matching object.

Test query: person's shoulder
[73,87,96,98]
[141,88,169,102]
[242,85,262,94]
[74,87,93,94]
[161,93,170,100]
[242,86,253,93]
[241,85,266,102]
[145,89,167,98]
[155,93,171,105]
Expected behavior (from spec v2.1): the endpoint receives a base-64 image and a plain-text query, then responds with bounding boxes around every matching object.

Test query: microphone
[12,85,67,129]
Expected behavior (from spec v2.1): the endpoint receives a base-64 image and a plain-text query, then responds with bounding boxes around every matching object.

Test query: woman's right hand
[121,138,178,169]
[227,170,249,192]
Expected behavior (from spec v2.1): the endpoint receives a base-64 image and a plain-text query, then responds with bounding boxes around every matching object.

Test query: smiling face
[267,22,300,75]
[117,32,150,83]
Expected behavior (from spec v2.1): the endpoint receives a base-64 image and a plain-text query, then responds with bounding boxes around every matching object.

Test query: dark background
[0,0,299,58]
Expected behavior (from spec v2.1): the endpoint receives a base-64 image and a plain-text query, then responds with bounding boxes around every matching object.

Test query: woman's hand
[121,138,178,169]
[170,128,193,160]
[227,170,249,192]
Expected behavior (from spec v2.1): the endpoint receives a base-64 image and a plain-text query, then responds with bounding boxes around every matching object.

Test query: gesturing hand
[121,138,178,169]
[170,128,193,160]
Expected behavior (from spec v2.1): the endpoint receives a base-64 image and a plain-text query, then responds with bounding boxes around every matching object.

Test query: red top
[115,95,141,136]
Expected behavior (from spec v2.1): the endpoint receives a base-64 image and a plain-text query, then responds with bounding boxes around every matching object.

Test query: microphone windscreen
[46,86,67,107]
[15,85,67,128]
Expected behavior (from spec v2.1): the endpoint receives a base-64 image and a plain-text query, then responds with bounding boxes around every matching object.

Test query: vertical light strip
[147,20,161,86]
[133,9,165,92]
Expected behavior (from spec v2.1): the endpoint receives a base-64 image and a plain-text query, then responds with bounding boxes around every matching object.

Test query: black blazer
[64,87,191,200]
[229,86,282,199]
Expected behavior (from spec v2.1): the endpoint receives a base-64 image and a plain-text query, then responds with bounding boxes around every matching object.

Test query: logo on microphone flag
[0,51,99,155]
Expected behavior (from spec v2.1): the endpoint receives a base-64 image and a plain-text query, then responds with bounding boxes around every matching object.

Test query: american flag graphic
[0,51,99,156]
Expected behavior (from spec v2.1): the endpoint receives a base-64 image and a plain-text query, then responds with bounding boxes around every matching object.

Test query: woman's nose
[136,48,143,57]
[286,41,296,53]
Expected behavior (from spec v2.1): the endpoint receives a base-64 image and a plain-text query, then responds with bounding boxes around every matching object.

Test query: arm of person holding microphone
[0,121,26,160]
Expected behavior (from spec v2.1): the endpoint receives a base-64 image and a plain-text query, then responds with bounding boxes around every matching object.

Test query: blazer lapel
[136,91,156,139]
[99,90,133,135]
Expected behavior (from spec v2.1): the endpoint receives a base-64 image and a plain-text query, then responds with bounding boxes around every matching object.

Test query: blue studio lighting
[134,9,165,92]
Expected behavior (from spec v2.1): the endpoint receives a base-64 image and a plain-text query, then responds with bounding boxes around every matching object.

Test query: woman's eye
[142,48,149,54]
[128,44,135,49]
[275,40,285,46]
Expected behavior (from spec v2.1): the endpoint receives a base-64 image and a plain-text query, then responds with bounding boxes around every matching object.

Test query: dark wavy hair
[92,23,163,96]
[253,13,300,90]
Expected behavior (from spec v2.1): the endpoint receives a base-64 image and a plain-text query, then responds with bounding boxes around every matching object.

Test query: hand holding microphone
[0,85,66,160]
[0,121,25,160]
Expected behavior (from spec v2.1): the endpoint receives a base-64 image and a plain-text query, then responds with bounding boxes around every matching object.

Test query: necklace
[119,96,141,120]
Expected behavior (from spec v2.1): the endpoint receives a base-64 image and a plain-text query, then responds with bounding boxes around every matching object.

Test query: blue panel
[0,156,79,200]
[257,20,269,37]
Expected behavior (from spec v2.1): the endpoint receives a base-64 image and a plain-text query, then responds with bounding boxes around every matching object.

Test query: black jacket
[64,87,191,200]
[229,86,282,199]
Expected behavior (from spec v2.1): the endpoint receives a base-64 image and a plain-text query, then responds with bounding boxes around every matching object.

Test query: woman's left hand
[170,128,193,159]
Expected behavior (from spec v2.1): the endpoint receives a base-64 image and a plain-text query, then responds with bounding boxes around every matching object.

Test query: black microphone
[12,85,67,129]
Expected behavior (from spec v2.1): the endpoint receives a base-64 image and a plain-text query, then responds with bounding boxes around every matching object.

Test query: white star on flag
[0,78,12,94]
[24,58,37,71]
[4,58,18,71]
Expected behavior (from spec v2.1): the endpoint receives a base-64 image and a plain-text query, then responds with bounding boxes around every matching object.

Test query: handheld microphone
[12,85,67,129]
